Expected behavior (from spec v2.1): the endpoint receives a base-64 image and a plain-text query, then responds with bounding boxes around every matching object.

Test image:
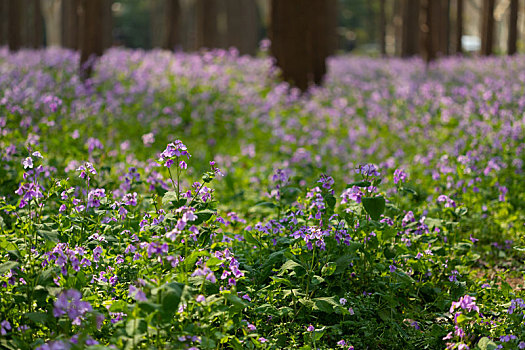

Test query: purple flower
[307,324,315,332]
[0,320,11,335]
[339,298,347,305]
[196,295,206,303]
[53,289,93,325]
[129,285,147,302]
[393,168,407,184]
[23,157,33,169]
[450,295,479,314]
[337,339,346,346]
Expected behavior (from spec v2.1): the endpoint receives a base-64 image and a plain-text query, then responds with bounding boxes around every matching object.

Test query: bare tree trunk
[225,0,258,55]
[270,0,334,91]
[163,0,181,50]
[41,0,62,46]
[8,0,21,51]
[441,0,450,55]
[401,0,420,57]
[481,0,495,56]
[420,0,435,63]
[32,0,44,48]
[62,0,79,49]
[79,0,104,80]
[196,0,225,49]
[456,0,463,53]
[0,0,6,46]
[508,0,518,55]
[379,0,386,56]
[101,0,112,50]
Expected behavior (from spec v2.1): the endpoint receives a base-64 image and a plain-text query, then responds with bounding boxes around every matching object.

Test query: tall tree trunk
[0,0,6,46]
[79,0,104,80]
[163,0,181,50]
[270,0,335,91]
[62,0,79,49]
[508,0,518,55]
[441,0,450,55]
[8,0,21,51]
[32,0,44,48]
[456,0,463,53]
[379,0,386,56]
[420,0,435,63]
[225,0,258,55]
[41,0,62,46]
[481,0,495,56]
[101,0,112,50]
[401,0,420,57]
[195,0,224,49]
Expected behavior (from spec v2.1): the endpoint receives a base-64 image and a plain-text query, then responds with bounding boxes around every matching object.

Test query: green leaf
[24,312,48,324]
[313,297,338,314]
[0,261,19,275]
[279,259,306,277]
[321,262,336,277]
[224,293,248,311]
[323,194,336,210]
[477,337,498,350]
[37,230,59,243]
[160,283,184,320]
[362,196,385,220]
[162,191,186,208]
[254,201,277,208]
[126,318,147,336]
[193,209,215,225]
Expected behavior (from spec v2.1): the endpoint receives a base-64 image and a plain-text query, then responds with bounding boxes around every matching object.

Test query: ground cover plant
[1,47,525,349]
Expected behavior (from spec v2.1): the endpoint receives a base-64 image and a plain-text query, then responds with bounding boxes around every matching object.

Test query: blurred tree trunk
[420,0,435,62]
[195,0,225,49]
[401,0,420,57]
[150,0,164,48]
[420,0,449,62]
[41,0,62,46]
[480,0,495,55]
[163,0,181,50]
[7,0,21,51]
[456,0,463,53]
[32,0,44,48]
[62,0,79,49]
[101,0,112,49]
[225,0,258,55]
[508,0,518,55]
[270,0,336,91]
[0,0,6,46]
[79,0,104,80]
[379,0,386,56]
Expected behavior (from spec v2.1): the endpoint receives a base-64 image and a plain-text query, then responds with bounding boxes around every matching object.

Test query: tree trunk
[79,0,104,80]
[195,0,225,49]
[456,0,463,53]
[225,0,258,55]
[379,0,386,56]
[401,0,420,57]
[101,0,112,50]
[7,0,21,51]
[270,0,335,91]
[420,0,435,63]
[163,0,181,50]
[41,0,62,46]
[32,0,44,48]
[0,0,6,46]
[508,0,518,55]
[480,0,495,56]
[62,0,79,49]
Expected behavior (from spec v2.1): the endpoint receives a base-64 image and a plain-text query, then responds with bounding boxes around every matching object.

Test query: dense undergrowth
[1,47,525,349]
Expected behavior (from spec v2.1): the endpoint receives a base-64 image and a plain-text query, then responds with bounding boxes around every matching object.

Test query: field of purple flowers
[1,47,525,349]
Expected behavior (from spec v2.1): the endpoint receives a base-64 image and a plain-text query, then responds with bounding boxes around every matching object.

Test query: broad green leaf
[362,196,385,220]
[477,337,498,350]
[0,261,19,275]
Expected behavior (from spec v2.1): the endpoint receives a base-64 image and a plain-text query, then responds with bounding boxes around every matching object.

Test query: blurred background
[1,0,524,56]
[1,0,523,89]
